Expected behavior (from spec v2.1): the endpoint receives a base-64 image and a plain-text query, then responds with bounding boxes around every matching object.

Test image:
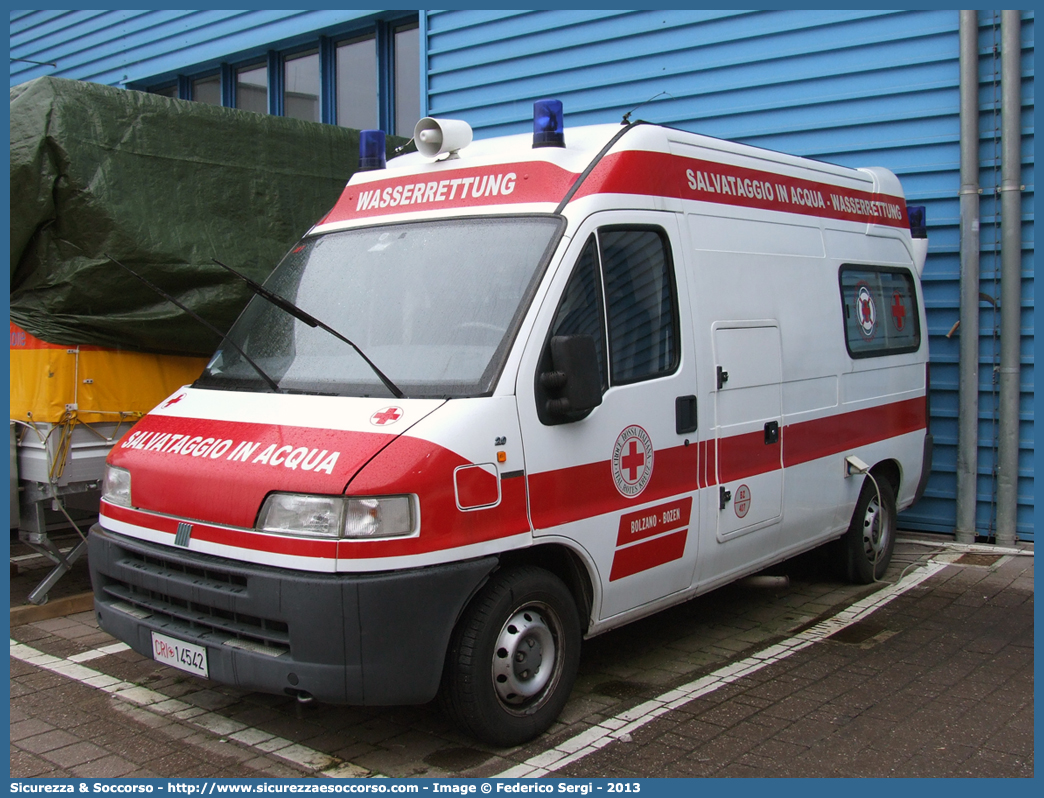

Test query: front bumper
[88,524,497,705]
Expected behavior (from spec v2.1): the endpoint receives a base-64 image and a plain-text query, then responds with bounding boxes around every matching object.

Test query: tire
[843,476,897,584]
[440,566,581,747]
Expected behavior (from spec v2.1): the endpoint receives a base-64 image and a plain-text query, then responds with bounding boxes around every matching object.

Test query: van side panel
[681,210,927,589]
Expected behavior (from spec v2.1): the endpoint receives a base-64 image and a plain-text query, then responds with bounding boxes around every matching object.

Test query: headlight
[102,465,132,507]
[257,494,345,538]
[257,493,414,540]
[344,496,413,539]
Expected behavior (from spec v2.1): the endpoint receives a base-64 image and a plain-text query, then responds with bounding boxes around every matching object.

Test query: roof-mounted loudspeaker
[414,117,473,159]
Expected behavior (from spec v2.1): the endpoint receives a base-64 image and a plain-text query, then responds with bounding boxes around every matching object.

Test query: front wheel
[842,476,897,584]
[441,566,581,747]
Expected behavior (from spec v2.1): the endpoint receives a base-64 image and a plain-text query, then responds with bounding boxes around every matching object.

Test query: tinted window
[236,64,267,114]
[840,266,921,357]
[192,75,221,106]
[285,51,320,122]
[393,23,420,136]
[549,236,608,390]
[336,36,377,129]
[601,228,678,383]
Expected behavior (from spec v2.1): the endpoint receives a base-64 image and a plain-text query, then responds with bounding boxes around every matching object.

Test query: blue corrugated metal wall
[424,9,1034,540]
[8,9,1034,539]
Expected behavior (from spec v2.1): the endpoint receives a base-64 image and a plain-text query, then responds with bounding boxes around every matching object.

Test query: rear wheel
[441,566,581,747]
[843,476,897,583]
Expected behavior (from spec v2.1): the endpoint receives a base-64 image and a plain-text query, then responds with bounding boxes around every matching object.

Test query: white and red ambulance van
[90,101,932,746]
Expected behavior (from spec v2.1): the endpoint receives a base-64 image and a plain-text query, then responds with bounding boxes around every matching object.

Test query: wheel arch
[870,458,901,497]
[496,542,596,634]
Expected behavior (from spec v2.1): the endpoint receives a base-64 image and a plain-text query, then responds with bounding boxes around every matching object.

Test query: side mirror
[540,335,603,418]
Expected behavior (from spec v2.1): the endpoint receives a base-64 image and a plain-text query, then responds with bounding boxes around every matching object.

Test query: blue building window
[336,34,377,129]
[234,63,267,115]
[146,19,419,136]
[191,75,221,106]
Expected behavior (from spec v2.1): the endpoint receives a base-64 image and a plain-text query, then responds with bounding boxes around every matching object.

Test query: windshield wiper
[105,254,282,394]
[212,258,404,399]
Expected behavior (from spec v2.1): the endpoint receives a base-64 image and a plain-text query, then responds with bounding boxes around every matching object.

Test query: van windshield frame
[195,215,565,398]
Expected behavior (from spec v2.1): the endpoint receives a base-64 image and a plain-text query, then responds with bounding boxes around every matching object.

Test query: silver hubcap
[492,604,559,709]
[862,495,890,562]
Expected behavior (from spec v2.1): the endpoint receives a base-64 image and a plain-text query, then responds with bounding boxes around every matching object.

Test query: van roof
[314,122,908,233]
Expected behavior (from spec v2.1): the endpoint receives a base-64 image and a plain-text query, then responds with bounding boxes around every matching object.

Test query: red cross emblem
[612,425,654,498]
[891,291,906,331]
[621,440,646,482]
[162,393,185,408]
[370,406,403,426]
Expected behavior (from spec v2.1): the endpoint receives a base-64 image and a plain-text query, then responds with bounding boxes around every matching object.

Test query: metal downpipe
[955,10,981,544]
[995,10,1023,545]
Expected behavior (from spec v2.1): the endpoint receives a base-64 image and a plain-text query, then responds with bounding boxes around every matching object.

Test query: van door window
[601,228,679,384]
[548,235,608,389]
[538,226,680,425]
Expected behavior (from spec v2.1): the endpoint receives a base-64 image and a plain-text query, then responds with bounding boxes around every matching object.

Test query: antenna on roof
[621,91,674,125]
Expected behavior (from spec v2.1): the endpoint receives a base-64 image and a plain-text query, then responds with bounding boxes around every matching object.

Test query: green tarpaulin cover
[11,77,405,356]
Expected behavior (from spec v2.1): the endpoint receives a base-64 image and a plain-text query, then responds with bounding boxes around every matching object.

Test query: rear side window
[840,265,920,358]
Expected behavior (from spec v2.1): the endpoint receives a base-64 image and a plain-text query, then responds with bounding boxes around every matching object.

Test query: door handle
[719,486,732,510]
[675,395,697,434]
[717,366,729,390]
[764,420,779,445]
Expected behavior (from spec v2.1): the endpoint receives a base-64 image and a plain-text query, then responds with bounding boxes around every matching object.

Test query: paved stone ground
[559,549,1034,778]
[8,534,1034,778]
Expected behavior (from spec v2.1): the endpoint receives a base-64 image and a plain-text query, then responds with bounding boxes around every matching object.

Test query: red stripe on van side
[571,151,909,229]
[530,398,925,530]
[528,444,698,531]
[714,398,926,483]
[782,397,926,469]
[610,529,688,582]
[718,430,782,484]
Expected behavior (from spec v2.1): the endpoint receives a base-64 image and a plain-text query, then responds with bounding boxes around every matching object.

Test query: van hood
[107,387,446,529]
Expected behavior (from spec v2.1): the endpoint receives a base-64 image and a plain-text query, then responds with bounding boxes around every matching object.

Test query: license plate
[151,631,209,678]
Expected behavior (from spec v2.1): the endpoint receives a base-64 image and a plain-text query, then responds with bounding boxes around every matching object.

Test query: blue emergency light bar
[908,205,927,239]
[533,99,564,148]
[358,129,387,171]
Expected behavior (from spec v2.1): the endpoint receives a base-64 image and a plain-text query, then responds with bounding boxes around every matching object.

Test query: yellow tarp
[10,323,208,424]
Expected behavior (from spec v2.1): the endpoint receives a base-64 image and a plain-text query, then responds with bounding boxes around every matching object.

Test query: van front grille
[101,543,290,655]
[120,547,248,592]
[102,581,290,654]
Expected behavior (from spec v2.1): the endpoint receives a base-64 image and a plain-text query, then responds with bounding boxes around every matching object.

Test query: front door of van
[517,212,701,622]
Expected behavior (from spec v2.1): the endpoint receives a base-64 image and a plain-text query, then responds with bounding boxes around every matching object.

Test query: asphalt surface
[9,532,1034,779]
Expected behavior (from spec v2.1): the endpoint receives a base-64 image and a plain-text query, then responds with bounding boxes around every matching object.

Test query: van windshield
[196,216,563,398]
